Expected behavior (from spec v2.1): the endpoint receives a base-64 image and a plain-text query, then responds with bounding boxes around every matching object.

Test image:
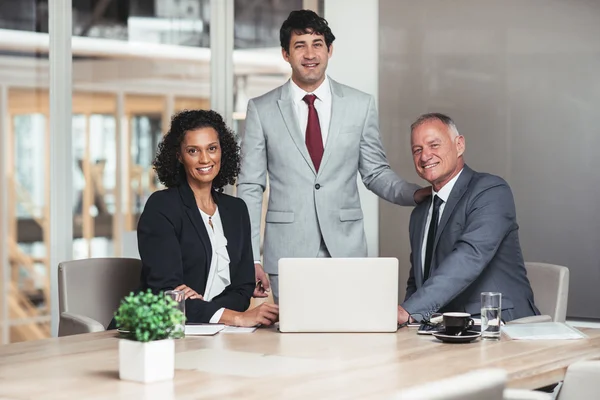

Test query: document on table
[184,324,257,335]
[502,322,587,340]
[185,324,225,336]
[220,326,257,333]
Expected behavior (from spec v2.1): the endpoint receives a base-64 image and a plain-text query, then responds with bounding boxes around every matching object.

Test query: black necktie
[424,195,444,281]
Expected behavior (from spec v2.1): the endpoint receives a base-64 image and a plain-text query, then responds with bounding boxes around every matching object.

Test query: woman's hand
[220,303,279,327]
[174,284,203,300]
[238,303,279,326]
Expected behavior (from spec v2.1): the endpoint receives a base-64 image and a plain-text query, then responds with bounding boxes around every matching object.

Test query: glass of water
[481,292,502,340]
[164,290,186,339]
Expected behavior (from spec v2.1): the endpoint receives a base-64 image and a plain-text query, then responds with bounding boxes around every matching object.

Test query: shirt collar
[432,168,464,203]
[289,75,331,105]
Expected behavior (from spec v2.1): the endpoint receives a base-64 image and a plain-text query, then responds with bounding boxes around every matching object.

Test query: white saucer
[433,330,481,343]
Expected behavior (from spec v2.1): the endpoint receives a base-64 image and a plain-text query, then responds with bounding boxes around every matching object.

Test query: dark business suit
[138,180,255,323]
[402,165,539,322]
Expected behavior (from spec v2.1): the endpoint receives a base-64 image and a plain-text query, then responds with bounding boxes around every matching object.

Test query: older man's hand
[397,305,411,325]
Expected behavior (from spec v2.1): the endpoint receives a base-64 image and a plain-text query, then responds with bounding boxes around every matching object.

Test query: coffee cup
[443,312,474,335]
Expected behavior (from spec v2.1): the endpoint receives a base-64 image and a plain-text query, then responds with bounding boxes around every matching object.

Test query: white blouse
[198,207,230,322]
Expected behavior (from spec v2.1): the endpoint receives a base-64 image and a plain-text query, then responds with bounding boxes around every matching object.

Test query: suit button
[315,184,321,190]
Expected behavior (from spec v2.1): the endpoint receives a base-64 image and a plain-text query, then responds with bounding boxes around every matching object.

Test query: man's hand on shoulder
[414,187,432,204]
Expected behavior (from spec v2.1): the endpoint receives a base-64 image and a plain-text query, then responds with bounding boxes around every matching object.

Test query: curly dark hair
[153,109,240,190]
[280,10,336,54]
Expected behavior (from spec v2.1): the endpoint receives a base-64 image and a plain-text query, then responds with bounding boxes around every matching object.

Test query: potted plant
[114,289,185,383]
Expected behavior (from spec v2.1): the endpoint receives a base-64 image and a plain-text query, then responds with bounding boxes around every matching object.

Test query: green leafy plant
[115,289,185,342]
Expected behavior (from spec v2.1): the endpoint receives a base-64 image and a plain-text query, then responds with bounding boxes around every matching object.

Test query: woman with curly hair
[138,109,279,326]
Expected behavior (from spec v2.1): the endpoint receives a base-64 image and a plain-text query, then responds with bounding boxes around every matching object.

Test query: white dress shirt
[289,75,332,147]
[198,207,230,323]
[421,169,464,273]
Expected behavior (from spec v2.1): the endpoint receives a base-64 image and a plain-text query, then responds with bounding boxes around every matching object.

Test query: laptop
[278,257,399,333]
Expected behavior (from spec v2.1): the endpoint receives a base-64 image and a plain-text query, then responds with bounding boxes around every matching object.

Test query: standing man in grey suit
[397,113,539,324]
[237,10,429,302]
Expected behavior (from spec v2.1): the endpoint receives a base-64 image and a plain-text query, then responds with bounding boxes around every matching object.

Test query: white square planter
[119,338,175,383]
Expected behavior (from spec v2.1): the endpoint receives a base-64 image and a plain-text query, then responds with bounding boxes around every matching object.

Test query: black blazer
[137,180,255,323]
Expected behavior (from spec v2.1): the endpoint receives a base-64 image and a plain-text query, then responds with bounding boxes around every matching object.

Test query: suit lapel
[434,166,474,248]
[178,182,212,273]
[412,203,429,287]
[277,83,317,175]
[318,79,346,175]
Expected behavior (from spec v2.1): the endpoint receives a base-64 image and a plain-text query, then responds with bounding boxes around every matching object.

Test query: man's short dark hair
[280,10,336,54]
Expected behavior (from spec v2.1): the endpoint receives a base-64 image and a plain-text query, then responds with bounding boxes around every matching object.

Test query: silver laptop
[278,257,399,333]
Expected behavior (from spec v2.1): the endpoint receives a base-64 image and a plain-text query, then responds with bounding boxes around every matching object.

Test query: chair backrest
[58,258,142,328]
[525,262,569,322]
[556,360,600,400]
[121,231,140,259]
[395,368,506,400]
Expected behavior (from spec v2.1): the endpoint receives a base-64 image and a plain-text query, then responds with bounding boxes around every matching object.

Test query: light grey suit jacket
[237,77,420,274]
[402,165,540,322]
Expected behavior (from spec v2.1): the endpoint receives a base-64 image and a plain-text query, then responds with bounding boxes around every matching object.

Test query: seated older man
[397,113,540,325]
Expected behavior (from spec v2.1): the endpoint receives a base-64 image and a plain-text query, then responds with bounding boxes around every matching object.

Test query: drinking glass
[481,292,502,340]
[164,290,185,339]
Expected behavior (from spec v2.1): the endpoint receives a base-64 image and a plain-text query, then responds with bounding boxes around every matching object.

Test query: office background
[0,0,598,345]
[377,0,600,321]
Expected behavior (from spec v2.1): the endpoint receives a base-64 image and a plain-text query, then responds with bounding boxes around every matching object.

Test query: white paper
[502,322,586,340]
[185,324,225,336]
[220,326,257,333]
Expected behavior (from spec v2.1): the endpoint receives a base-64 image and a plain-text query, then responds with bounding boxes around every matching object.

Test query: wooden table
[1,327,599,400]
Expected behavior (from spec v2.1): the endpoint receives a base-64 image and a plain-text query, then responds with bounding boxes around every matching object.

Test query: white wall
[325,0,380,256]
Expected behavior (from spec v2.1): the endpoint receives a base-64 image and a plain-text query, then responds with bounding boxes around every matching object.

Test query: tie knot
[433,195,444,210]
[303,94,317,106]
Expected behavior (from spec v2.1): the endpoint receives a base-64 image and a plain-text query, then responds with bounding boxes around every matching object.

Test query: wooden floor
[1,327,599,399]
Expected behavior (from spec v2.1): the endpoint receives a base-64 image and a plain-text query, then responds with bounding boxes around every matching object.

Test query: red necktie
[303,94,324,172]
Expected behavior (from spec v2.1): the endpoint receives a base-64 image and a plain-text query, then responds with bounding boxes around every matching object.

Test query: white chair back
[556,360,600,400]
[395,368,506,400]
[58,258,142,336]
[525,262,569,322]
[121,230,140,259]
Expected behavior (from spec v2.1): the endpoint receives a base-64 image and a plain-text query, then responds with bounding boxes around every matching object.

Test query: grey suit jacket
[402,165,539,322]
[237,77,420,274]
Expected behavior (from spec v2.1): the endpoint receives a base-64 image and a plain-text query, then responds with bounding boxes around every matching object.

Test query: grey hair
[410,113,460,138]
